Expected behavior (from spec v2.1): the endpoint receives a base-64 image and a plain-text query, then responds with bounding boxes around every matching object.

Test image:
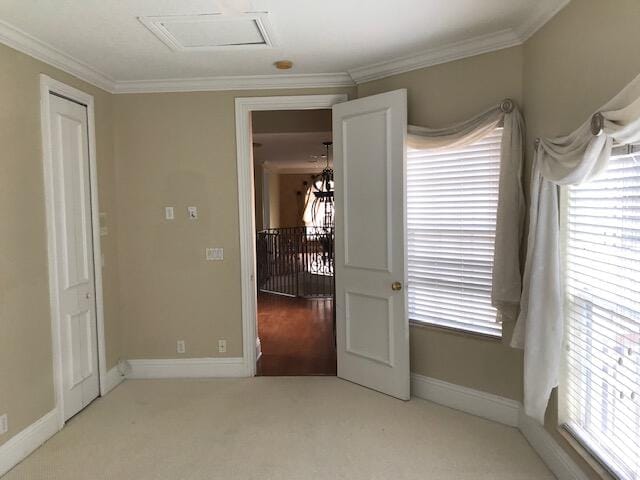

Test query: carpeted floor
[4,378,554,480]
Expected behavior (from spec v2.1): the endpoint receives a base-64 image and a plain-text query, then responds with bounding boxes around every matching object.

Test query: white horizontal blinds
[406,128,502,336]
[564,148,640,480]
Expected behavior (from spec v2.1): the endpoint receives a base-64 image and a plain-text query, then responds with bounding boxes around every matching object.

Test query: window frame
[558,144,640,480]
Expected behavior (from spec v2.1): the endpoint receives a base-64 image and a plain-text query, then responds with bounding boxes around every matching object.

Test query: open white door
[333,90,409,400]
[49,94,100,420]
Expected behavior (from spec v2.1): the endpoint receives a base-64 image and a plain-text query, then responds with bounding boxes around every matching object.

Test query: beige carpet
[4,378,553,479]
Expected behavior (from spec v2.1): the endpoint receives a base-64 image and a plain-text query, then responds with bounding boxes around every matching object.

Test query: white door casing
[48,93,100,420]
[234,94,348,376]
[332,89,410,400]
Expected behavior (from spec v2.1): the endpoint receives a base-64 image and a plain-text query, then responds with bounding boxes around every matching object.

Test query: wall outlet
[187,206,198,219]
[206,247,224,261]
[177,340,186,354]
[0,414,8,435]
[218,339,227,353]
[165,206,174,220]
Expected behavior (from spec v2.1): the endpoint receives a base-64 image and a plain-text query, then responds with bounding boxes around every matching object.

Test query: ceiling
[253,132,332,173]
[0,0,569,93]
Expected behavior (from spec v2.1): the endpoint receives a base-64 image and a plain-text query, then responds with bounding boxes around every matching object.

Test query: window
[406,127,502,336]
[561,145,640,480]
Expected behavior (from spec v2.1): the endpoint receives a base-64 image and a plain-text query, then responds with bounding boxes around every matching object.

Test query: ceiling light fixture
[274,60,293,70]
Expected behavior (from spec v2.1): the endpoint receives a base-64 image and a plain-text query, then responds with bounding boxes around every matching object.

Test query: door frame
[234,93,348,376]
[40,74,108,428]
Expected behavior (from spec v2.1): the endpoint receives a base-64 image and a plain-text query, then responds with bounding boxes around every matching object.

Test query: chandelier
[311,141,334,229]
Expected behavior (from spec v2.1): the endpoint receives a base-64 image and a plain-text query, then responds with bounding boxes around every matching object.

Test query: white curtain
[408,99,526,323]
[513,73,640,423]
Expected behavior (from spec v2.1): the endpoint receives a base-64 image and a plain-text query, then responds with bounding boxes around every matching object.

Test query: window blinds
[562,148,640,480]
[406,128,502,336]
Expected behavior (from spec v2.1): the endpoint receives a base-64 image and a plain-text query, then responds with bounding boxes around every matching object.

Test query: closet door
[49,93,100,420]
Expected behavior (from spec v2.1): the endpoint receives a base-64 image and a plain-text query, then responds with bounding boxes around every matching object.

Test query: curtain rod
[534,112,605,149]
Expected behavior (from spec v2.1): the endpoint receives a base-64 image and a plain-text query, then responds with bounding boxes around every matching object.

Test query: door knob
[391,281,402,291]
[85,293,92,300]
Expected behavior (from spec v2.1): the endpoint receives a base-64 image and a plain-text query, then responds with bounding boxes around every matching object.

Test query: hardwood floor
[256,293,336,376]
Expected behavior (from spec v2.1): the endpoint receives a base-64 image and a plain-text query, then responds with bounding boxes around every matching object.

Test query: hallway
[257,293,336,376]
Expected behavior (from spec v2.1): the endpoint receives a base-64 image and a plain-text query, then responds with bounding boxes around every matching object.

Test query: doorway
[252,109,336,375]
[40,75,108,426]
[235,91,409,399]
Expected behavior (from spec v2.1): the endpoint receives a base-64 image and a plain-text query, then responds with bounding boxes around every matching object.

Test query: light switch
[206,248,224,261]
[188,206,198,219]
[165,207,174,220]
[0,414,7,435]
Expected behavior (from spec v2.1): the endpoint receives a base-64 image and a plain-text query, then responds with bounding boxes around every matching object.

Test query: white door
[49,94,100,420]
[332,90,410,400]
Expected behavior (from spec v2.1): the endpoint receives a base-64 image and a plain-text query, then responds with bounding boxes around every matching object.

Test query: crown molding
[0,0,568,94]
[347,29,522,84]
[0,19,116,93]
[347,0,570,84]
[113,72,355,94]
[513,0,571,42]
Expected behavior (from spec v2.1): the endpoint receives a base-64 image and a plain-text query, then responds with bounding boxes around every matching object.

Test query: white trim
[0,20,115,92]
[410,373,520,427]
[348,29,521,84]
[514,0,571,42]
[410,373,588,480]
[126,358,247,379]
[0,410,59,477]
[519,411,588,480]
[235,94,348,377]
[0,2,568,94]
[40,75,109,428]
[347,0,571,84]
[113,73,355,94]
[102,366,125,395]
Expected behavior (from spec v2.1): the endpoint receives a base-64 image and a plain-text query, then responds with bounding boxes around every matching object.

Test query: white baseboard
[410,373,587,480]
[126,357,248,379]
[410,373,521,427]
[518,411,587,480]
[0,409,59,477]
[101,365,125,395]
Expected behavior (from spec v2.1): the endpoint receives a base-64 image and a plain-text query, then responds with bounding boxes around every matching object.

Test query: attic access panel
[139,13,276,51]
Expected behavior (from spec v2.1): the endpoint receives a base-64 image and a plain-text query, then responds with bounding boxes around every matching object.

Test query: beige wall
[267,172,281,229]
[523,1,640,477]
[278,174,313,228]
[358,46,526,401]
[0,43,120,446]
[113,87,355,360]
[253,162,264,231]
[252,109,332,134]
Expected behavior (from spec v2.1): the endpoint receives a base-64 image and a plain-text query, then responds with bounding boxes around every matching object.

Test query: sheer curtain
[408,99,526,323]
[514,73,640,423]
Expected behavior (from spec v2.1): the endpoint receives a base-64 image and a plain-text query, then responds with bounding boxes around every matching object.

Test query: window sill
[409,319,503,343]
[557,426,618,480]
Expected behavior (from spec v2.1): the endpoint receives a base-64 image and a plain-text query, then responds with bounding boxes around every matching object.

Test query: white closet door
[49,94,100,420]
[332,90,410,400]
